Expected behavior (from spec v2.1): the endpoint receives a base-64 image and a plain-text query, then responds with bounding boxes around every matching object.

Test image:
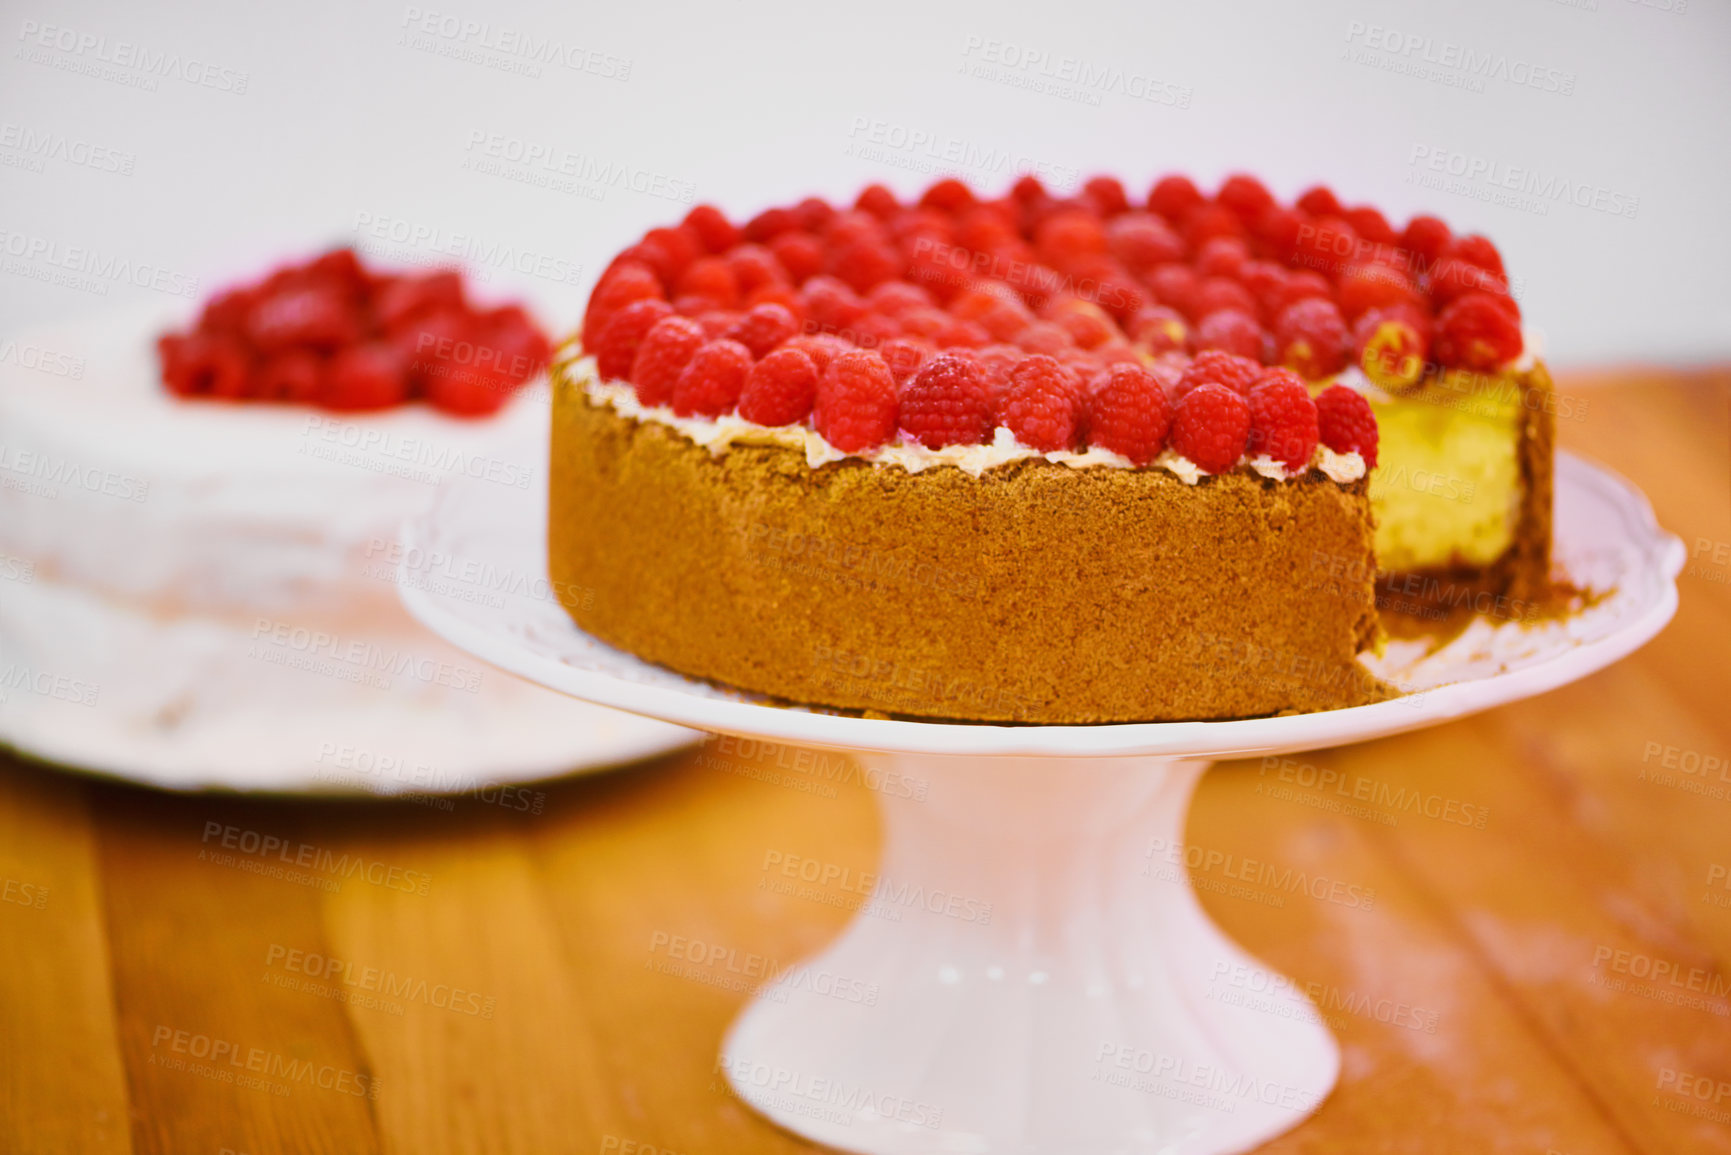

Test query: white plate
[400,451,1685,760]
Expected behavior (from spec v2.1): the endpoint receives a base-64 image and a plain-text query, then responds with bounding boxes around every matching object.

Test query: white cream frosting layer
[572,356,1366,485]
[0,300,546,621]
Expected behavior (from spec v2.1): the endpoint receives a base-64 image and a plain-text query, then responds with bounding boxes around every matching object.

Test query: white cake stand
[399,453,1682,1155]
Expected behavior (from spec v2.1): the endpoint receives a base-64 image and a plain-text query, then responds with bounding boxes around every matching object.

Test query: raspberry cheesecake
[549,174,1553,722]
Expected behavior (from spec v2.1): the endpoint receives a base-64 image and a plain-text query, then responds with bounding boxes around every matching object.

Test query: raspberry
[1082,175,1131,216]
[642,227,700,282]
[1193,310,1267,362]
[672,339,753,417]
[743,206,796,242]
[1401,215,1452,265]
[934,317,991,349]
[584,262,664,339]
[675,257,740,309]
[726,245,788,295]
[855,183,900,220]
[784,334,852,374]
[629,315,705,405]
[1274,298,1349,379]
[1427,258,1515,312]
[477,305,551,386]
[1014,320,1075,355]
[1194,277,1257,319]
[683,204,740,253]
[1217,174,1275,222]
[1174,349,1263,399]
[1148,175,1204,222]
[1447,234,1505,278]
[769,232,826,283]
[1292,217,1357,274]
[1434,292,1523,371]
[1048,302,1118,350]
[1087,362,1169,465]
[1264,269,1333,317]
[801,275,866,332]
[1335,263,1423,322]
[878,337,933,386]
[1180,203,1246,250]
[696,310,743,340]
[321,343,411,411]
[1354,308,1431,390]
[1035,210,1108,266]
[1106,212,1185,274]
[900,353,993,448]
[160,331,250,398]
[1129,306,1188,355]
[1296,185,1343,218]
[866,280,933,317]
[197,286,261,335]
[245,284,361,353]
[896,306,948,340]
[919,178,977,214]
[1000,355,1083,451]
[1195,237,1250,279]
[1246,369,1319,471]
[970,344,1024,402]
[1171,383,1251,473]
[813,350,898,451]
[827,239,901,294]
[392,308,472,389]
[793,196,835,232]
[1252,206,1305,262]
[736,348,818,425]
[1315,383,1379,468]
[1343,205,1397,246]
[724,302,800,357]
[744,283,804,318]
[1148,264,1201,319]
[375,270,465,331]
[253,349,324,403]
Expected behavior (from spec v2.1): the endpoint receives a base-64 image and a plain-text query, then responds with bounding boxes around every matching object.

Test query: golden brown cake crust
[547,368,1390,723]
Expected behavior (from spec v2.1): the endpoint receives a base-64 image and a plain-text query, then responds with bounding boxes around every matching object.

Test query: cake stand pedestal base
[721,753,1338,1155]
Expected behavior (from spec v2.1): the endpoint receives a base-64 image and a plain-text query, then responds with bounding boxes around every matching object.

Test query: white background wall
[3,0,1728,367]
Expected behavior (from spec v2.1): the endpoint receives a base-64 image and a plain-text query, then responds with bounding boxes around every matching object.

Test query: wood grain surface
[3,369,1728,1154]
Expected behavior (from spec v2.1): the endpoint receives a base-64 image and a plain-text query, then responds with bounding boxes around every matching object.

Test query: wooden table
[4,370,1729,1155]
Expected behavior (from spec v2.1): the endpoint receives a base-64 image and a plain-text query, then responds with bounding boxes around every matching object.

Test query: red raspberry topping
[584,262,663,339]
[321,344,411,412]
[738,347,819,426]
[1194,276,1257,319]
[1194,237,1250,280]
[899,353,993,448]
[877,337,933,386]
[1296,185,1343,218]
[641,227,700,282]
[1171,383,1251,473]
[1148,264,1201,319]
[724,302,801,357]
[919,179,976,214]
[683,204,740,254]
[1129,306,1188,355]
[592,299,674,380]
[1014,320,1075,355]
[629,315,705,406]
[695,310,742,340]
[1315,384,1379,468]
[1246,369,1319,471]
[1274,298,1349,379]
[1193,309,1267,362]
[1180,203,1247,250]
[1082,175,1131,216]
[867,280,934,317]
[159,332,250,398]
[1217,175,1275,222]
[934,317,991,349]
[253,350,323,403]
[675,257,741,309]
[1335,262,1423,322]
[1000,355,1083,452]
[375,271,463,331]
[743,206,796,242]
[813,350,898,452]
[855,183,900,220]
[1253,206,1305,263]
[1343,206,1397,247]
[245,284,361,354]
[1264,269,1333,317]
[725,245,788,295]
[1401,215,1452,265]
[1434,292,1523,371]
[769,232,825,283]
[827,239,901,295]
[801,275,867,332]
[1087,362,1169,465]
[1107,213,1185,274]
[1446,234,1505,278]
[783,333,852,374]
[1148,175,1205,222]
[672,339,753,417]
[1354,308,1431,389]
[1174,349,1263,399]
